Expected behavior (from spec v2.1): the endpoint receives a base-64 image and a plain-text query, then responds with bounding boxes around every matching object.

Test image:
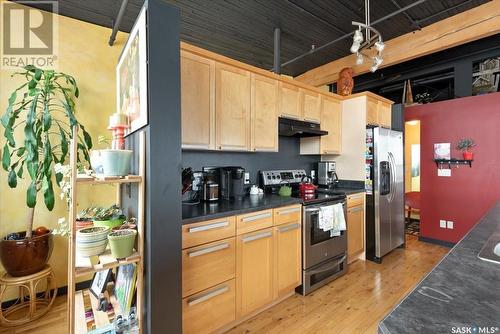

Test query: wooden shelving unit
[67,126,145,333]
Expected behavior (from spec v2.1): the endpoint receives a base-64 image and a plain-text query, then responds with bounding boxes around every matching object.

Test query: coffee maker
[318,161,339,187]
[220,167,246,200]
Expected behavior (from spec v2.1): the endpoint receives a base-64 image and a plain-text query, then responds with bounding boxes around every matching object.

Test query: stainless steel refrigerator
[365,127,404,263]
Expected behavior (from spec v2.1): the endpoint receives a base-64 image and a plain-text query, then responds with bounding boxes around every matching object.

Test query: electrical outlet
[440,220,447,228]
[447,221,454,229]
[438,169,451,177]
[244,172,250,184]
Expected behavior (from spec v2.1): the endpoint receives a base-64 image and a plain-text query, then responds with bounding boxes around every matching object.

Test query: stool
[0,265,57,327]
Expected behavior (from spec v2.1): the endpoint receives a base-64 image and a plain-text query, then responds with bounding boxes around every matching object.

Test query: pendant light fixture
[349,0,385,72]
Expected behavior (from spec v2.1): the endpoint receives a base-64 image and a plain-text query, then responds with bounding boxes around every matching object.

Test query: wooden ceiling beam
[295,0,500,87]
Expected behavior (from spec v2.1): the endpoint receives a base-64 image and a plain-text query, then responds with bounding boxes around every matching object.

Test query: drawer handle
[348,195,363,200]
[241,212,272,223]
[188,221,229,233]
[188,242,230,258]
[323,150,338,154]
[242,231,272,243]
[278,223,300,233]
[187,285,229,306]
[348,207,363,213]
[277,207,301,215]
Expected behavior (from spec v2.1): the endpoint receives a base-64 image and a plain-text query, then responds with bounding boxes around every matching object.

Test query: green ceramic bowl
[93,218,124,230]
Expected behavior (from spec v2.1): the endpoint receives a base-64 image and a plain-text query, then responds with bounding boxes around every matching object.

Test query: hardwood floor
[0,236,448,334]
[226,235,448,334]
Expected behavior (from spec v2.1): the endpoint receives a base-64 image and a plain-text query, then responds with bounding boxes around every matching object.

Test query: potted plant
[108,219,137,259]
[0,66,93,276]
[76,226,110,257]
[93,204,126,230]
[456,138,476,160]
[76,206,100,230]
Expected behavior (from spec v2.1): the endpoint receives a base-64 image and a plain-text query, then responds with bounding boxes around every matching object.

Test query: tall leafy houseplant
[1,66,92,276]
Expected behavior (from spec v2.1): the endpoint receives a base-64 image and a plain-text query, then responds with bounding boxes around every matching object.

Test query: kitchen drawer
[182,279,236,334]
[347,193,365,208]
[273,205,302,226]
[182,216,236,249]
[236,209,273,235]
[182,238,236,297]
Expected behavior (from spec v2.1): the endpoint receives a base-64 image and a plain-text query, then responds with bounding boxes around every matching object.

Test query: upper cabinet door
[181,51,216,150]
[301,89,321,123]
[279,82,302,120]
[366,97,379,126]
[378,101,392,128]
[251,74,279,152]
[215,63,251,151]
[320,96,342,155]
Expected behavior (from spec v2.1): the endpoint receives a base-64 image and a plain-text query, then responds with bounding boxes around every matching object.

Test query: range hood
[279,117,328,137]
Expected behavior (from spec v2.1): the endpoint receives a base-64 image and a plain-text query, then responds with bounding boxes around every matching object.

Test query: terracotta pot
[0,231,53,277]
[463,151,473,160]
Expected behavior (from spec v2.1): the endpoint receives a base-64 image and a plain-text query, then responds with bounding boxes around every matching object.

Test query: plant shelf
[434,159,473,168]
[76,174,143,184]
[75,250,141,278]
[75,289,123,333]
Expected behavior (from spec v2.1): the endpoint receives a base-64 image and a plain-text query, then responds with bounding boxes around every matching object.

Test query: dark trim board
[418,236,456,248]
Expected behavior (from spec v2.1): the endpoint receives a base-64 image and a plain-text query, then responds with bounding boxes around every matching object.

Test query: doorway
[405,120,421,236]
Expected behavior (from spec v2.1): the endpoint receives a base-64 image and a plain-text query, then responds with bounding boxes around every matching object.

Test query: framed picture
[90,269,113,298]
[434,143,451,159]
[114,264,137,315]
[117,6,148,136]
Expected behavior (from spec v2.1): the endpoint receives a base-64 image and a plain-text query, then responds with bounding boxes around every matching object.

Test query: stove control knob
[272,175,276,179]
[267,175,271,180]
[294,174,298,178]
[276,175,281,179]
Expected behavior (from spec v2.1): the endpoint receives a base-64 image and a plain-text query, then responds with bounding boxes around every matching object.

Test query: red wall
[405,93,500,243]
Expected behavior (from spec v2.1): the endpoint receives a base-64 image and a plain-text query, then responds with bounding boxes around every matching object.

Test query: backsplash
[182,136,320,185]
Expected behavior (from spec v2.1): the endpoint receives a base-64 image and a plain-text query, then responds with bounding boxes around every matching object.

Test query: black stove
[291,192,345,205]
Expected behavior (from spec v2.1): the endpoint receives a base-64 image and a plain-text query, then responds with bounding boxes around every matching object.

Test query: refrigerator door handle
[388,152,396,202]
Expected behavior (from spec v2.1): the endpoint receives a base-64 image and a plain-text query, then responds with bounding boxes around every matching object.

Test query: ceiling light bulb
[356,53,364,65]
[350,41,360,53]
[370,56,383,72]
[375,40,385,52]
[353,29,364,44]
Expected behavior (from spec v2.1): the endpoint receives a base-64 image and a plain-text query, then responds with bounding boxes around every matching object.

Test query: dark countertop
[379,202,500,334]
[319,187,365,195]
[182,194,302,225]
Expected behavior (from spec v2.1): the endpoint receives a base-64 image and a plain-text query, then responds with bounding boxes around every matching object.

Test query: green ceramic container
[93,218,124,230]
[108,229,137,259]
[100,149,133,177]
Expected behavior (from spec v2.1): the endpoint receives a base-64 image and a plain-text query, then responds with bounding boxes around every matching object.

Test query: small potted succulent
[76,226,110,257]
[108,218,137,259]
[75,206,100,230]
[93,204,126,230]
[456,138,476,160]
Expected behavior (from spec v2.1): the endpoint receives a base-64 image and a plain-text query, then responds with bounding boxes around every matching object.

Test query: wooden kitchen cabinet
[251,74,279,152]
[236,209,273,235]
[236,227,275,317]
[347,193,365,263]
[301,88,321,123]
[320,95,342,154]
[274,221,301,297]
[280,81,302,119]
[366,96,392,128]
[182,279,236,334]
[181,50,216,150]
[215,63,251,151]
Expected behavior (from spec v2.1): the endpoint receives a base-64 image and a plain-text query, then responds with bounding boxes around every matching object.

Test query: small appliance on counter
[260,169,347,295]
[318,161,339,187]
[220,166,247,200]
[201,167,219,202]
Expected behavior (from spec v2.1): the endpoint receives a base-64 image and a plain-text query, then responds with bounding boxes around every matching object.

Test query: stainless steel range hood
[279,117,328,137]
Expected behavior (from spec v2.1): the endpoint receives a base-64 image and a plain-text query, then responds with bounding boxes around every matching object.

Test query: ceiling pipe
[279,0,428,69]
[109,0,129,46]
[274,27,281,74]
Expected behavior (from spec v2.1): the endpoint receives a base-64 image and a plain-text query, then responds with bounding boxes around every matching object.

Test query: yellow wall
[405,121,421,193]
[0,1,128,297]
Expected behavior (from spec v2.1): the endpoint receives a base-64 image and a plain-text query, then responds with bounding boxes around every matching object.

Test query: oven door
[303,201,347,269]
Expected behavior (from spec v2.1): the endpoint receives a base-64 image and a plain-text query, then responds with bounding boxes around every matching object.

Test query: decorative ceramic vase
[76,227,109,257]
[0,231,53,277]
[100,149,133,176]
[108,229,137,259]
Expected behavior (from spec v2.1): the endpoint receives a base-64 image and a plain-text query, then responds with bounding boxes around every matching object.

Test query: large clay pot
[0,232,53,277]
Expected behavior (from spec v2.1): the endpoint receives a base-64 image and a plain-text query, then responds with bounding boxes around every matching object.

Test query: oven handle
[305,202,346,213]
[308,255,347,275]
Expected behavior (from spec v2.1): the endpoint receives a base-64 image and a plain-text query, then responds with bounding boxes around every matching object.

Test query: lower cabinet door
[347,205,365,261]
[275,222,302,297]
[236,227,274,317]
[182,279,236,334]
